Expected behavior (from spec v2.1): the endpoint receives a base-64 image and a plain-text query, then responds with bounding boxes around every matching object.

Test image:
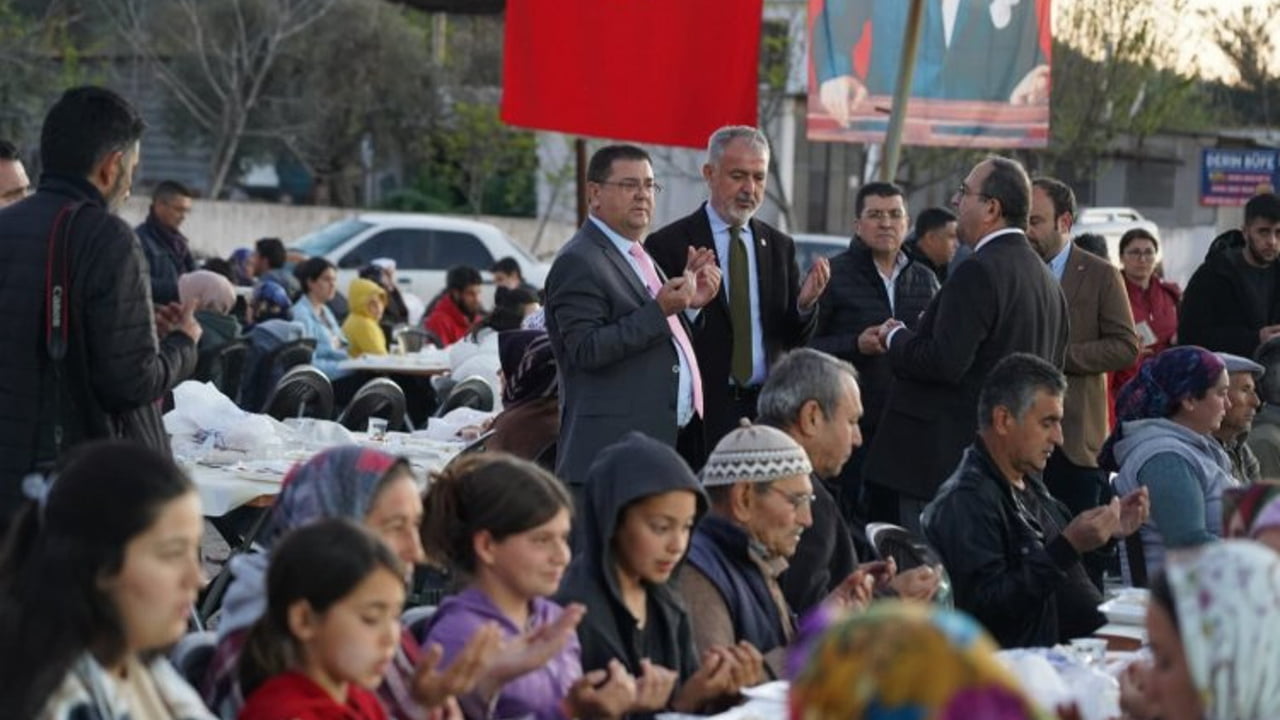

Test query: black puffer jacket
[810,239,938,431]
[0,175,196,516]
[1179,228,1280,356]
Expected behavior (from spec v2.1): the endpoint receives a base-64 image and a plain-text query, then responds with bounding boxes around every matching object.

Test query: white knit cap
[701,421,812,487]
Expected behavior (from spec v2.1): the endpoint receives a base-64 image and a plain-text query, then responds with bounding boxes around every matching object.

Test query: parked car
[793,232,849,270]
[290,213,549,310]
[1073,206,1161,266]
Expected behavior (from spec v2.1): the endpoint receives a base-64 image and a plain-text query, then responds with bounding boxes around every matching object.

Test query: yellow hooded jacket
[342,278,388,357]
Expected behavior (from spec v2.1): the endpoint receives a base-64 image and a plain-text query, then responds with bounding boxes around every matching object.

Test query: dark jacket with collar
[645,204,818,449]
[778,472,857,615]
[810,239,938,435]
[1179,228,1280,357]
[902,238,948,284]
[554,432,707,716]
[0,176,197,515]
[135,211,196,305]
[922,439,1105,648]
[863,230,1069,501]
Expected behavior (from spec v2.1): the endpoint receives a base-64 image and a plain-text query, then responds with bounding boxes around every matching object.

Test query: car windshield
[292,218,374,257]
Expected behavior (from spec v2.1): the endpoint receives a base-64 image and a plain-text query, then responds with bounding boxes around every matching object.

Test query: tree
[1201,2,1280,128]
[96,0,340,198]
[0,0,89,145]
[433,101,536,216]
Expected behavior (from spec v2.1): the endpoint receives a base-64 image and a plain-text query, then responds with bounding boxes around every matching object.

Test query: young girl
[238,518,405,719]
[556,432,765,717]
[0,441,213,719]
[419,453,636,720]
[344,278,389,358]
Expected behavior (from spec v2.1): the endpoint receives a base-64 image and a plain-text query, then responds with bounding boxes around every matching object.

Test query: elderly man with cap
[1214,352,1266,485]
[676,422,885,678]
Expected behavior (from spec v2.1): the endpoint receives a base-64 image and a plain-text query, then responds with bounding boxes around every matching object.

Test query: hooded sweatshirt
[343,279,389,358]
[419,588,581,720]
[555,432,707,712]
[1112,417,1234,583]
[238,671,386,720]
[1179,228,1280,356]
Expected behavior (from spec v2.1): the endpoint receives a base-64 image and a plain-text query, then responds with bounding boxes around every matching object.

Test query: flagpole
[880,0,925,182]
[575,138,588,226]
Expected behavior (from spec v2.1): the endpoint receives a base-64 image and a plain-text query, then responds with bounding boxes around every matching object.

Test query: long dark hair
[238,518,404,698]
[0,441,195,717]
[421,453,572,575]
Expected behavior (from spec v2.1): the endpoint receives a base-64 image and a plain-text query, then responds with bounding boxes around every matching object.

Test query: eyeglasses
[766,485,817,510]
[1123,248,1157,258]
[861,209,906,221]
[953,183,991,202]
[597,179,663,195]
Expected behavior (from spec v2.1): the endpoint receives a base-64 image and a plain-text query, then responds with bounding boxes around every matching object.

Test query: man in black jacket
[902,206,957,285]
[1180,192,1280,357]
[135,179,196,305]
[759,348,939,615]
[923,354,1148,648]
[0,86,200,527]
[810,182,938,523]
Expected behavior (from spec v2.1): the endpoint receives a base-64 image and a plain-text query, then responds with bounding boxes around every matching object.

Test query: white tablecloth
[185,432,465,516]
[339,349,451,375]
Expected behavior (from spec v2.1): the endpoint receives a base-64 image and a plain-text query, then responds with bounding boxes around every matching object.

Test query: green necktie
[729,225,752,386]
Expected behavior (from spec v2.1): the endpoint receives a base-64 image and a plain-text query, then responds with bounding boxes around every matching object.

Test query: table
[185,432,466,517]
[339,353,451,377]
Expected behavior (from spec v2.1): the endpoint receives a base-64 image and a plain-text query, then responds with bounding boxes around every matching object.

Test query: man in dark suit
[813,0,1050,125]
[646,126,829,468]
[861,155,1069,535]
[545,145,721,491]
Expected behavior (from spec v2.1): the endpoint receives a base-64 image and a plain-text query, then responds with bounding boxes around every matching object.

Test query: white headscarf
[1165,540,1280,720]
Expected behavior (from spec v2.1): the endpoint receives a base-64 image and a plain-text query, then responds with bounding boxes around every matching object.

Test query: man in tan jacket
[1027,177,1139,588]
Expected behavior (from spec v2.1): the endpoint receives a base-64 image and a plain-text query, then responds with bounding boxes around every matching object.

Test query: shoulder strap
[44,200,86,457]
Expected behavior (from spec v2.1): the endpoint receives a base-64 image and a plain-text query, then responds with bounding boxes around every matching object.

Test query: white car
[290,213,549,310]
[1073,207,1161,266]
[792,233,850,270]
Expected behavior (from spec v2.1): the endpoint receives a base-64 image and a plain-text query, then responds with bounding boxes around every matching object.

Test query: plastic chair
[193,339,249,403]
[401,605,439,640]
[435,375,495,416]
[270,337,317,373]
[337,377,407,432]
[867,522,954,608]
[263,364,335,421]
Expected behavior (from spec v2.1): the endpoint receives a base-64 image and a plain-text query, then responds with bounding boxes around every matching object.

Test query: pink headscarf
[178,270,236,314]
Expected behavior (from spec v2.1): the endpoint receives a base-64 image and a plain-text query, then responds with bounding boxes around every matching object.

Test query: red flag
[501,0,763,149]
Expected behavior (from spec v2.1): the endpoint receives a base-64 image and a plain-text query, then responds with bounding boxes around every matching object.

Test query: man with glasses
[136,179,197,305]
[1026,177,1138,590]
[859,156,1068,535]
[545,144,721,494]
[0,140,30,208]
[809,182,938,528]
[647,125,830,468]
[1180,192,1280,357]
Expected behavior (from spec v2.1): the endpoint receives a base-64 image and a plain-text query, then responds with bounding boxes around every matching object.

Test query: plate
[1098,598,1147,626]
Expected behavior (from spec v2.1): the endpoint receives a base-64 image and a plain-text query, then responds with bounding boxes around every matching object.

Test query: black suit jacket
[863,231,1069,501]
[646,204,817,449]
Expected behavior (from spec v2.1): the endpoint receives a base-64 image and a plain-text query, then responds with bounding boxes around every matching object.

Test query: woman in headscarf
[1224,483,1280,553]
[179,269,241,352]
[1137,541,1280,720]
[485,330,559,463]
[202,445,492,720]
[238,280,309,411]
[1101,346,1235,585]
[788,602,1052,720]
[230,247,255,287]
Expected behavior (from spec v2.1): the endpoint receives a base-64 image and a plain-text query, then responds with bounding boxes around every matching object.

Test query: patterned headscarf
[1100,346,1226,470]
[260,445,407,550]
[1224,484,1280,540]
[499,330,558,406]
[230,247,254,285]
[789,602,1050,720]
[250,280,293,325]
[1163,541,1280,720]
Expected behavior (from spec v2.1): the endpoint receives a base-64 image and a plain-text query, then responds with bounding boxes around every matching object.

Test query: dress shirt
[706,204,768,386]
[591,216,695,427]
[878,250,910,315]
[1046,240,1072,282]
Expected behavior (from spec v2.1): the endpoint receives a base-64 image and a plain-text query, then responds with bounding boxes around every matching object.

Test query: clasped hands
[657,247,722,316]
[856,318,905,356]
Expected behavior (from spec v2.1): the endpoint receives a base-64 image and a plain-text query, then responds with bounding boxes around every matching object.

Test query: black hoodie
[1180,228,1280,356]
[554,431,708,710]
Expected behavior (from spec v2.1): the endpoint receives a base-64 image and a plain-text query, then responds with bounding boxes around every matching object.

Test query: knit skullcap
[700,420,812,487]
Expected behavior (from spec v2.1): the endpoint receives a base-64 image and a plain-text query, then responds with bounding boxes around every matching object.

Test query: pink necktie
[628,243,704,417]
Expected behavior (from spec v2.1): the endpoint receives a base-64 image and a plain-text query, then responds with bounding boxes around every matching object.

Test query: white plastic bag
[164,380,284,455]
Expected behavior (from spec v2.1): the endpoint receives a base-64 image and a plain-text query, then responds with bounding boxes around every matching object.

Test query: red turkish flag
[501,0,763,148]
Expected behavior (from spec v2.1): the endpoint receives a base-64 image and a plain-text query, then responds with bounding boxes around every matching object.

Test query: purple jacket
[422,588,581,720]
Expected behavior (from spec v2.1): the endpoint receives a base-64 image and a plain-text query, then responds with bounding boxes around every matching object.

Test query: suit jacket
[1057,246,1139,468]
[863,231,1069,501]
[645,204,817,448]
[545,220,689,487]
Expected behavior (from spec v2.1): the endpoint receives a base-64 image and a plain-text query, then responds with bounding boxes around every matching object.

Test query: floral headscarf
[1164,541,1280,720]
[1224,484,1280,540]
[789,602,1050,720]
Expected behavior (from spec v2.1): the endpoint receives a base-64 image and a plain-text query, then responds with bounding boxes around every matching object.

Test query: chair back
[263,364,335,421]
[194,339,249,403]
[337,377,407,431]
[170,631,218,689]
[867,522,954,608]
[436,375,495,416]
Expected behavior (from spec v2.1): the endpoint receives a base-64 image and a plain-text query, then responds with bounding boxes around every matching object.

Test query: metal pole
[879,0,926,182]
[575,138,588,226]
